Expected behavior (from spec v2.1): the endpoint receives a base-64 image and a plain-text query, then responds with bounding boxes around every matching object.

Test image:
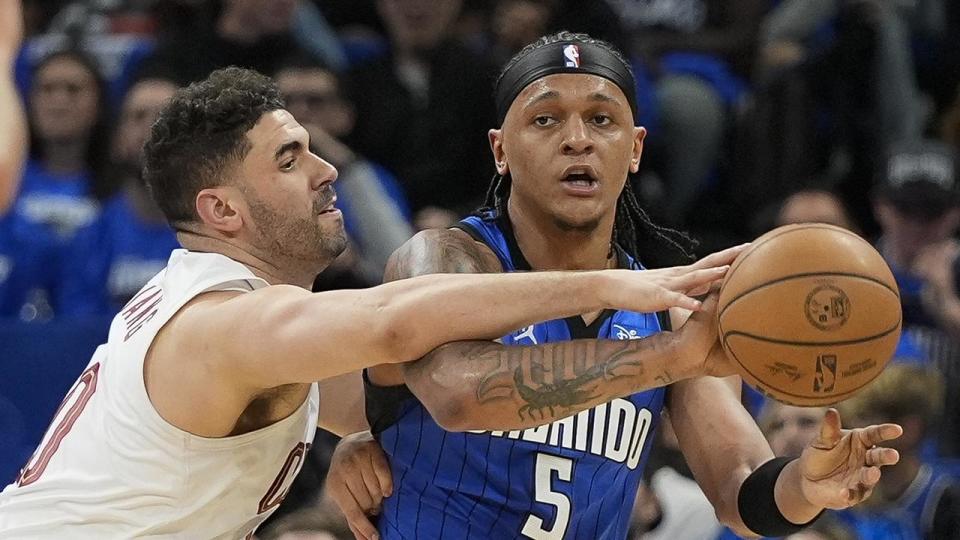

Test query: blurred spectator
[605,0,765,226]
[833,364,960,540]
[346,0,496,218]
[743,0,935,233]
[873,139,960,455]
[633,414,722,540]
[776,189,857,231]
[57,76,179,317]
[139,0,307,85]
[759,402,828,457]
[16,49,111,241]
[275,60,414,283]
[486,0,555,66]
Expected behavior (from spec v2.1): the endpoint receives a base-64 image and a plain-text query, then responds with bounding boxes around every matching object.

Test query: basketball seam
[726,224,876,278]
[718,271,901,319]
[721,320,901,347]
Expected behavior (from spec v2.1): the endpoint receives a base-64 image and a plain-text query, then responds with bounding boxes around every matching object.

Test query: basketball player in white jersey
[0,67,739,538]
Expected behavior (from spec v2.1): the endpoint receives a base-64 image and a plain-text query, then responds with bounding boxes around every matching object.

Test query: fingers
[858,423,904,448]
[328,479,380,540]
[370,446,394,498]
[690,243,750,270]
[342,500,380,540]
[865,446,900,468]
[669,266,729,295]
[659,289,702,312]
[812,408,844,450]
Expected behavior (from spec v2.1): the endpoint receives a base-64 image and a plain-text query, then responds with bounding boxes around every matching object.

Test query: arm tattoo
[409,337,676,423]
[384,229,499,282]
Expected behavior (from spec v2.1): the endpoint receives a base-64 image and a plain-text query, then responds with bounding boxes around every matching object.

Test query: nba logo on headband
[562,44,580,68]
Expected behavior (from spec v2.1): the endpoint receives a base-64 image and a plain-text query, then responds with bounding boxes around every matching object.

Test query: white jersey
[0,250,320,539]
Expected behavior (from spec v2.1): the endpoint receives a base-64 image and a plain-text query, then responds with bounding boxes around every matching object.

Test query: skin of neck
[176,228,324,290]
[506,193,617,271]
[42,138,89,175]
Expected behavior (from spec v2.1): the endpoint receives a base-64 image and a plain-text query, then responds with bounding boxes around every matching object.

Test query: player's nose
[310,152,338,189]
[560,116,593,155]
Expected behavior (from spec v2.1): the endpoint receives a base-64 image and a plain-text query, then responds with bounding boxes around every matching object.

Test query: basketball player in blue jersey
[328,31,904,540]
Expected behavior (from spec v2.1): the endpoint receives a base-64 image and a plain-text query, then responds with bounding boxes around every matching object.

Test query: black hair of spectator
[28,49,115,200]
[142,67,285,227]
[483,31,696,267]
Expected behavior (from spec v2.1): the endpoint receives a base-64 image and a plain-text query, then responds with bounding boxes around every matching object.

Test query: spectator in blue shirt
[58,76,179,316]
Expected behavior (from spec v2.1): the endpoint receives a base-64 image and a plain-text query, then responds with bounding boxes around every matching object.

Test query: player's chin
[551,205,605,232]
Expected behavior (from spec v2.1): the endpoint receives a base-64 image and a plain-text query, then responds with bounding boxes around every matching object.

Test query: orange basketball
[717,224,902,407]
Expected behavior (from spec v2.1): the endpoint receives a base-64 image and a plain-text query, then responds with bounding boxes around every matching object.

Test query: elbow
[424,393,473,432]
[714,488,759,538]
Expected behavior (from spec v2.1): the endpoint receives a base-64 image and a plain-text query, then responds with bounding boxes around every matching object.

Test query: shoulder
[385,227,501,280]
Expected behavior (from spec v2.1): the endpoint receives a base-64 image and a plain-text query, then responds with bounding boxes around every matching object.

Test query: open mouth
[560,167,599,194]
[317,196,339,215]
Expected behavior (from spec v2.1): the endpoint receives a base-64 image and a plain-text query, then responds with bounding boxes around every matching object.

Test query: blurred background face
[377,0,463,52]
[874,201,960,264]
[762,403,825,456]
[30,55,99,143]
[275,69,354,138]
[224,0,297,35]
[112,79,178,168]
[777,191,855,230]
[493,0,554,53]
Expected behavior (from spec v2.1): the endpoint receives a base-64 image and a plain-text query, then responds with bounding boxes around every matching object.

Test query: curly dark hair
[142,66,285,227]
[484,31,696,268]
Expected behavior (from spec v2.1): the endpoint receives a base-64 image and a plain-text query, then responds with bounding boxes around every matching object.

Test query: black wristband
[737,457,823,537]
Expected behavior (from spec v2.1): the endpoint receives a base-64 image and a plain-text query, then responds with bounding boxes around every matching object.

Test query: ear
[489,128,509,175]
[629,127,646,174]
[195,187,244,233]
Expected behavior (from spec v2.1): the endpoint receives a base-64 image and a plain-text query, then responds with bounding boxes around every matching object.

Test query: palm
[797,409,902,509]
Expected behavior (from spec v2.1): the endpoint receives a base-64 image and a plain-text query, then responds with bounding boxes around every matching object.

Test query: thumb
[813,408,843,450]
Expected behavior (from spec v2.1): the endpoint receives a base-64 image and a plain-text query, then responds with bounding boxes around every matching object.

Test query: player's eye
[280,158,296,171]
[534,115,556,127]
[592,114,612,126]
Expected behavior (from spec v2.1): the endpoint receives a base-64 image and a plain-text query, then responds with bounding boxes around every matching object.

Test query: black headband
[494,41,638,125]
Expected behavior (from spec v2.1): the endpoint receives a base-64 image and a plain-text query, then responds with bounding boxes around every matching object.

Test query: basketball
[717,224,902,407]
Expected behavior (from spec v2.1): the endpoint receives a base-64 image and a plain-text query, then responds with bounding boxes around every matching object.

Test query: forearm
[0,54,25,213]
[375,271,616,360]
[772,459,822,526]
[403,335,682,431]
[668,376,775,535]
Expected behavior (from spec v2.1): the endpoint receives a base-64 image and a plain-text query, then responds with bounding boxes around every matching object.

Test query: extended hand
[325,431,393,540]
[610,243,749,314]
[798,409,902,509]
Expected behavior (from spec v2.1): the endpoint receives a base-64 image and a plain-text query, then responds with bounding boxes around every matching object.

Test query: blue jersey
[367,212,668,540]
[833,463,959,540]
[57,192,180,316]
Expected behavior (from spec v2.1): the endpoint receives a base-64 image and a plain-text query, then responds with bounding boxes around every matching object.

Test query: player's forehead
[512,73,630,113]
[246,110,307,152]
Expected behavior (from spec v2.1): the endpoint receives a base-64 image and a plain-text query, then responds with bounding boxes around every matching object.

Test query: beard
[247,188,347,270]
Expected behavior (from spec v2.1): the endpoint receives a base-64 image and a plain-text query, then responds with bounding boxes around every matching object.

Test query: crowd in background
[2,1,960,539]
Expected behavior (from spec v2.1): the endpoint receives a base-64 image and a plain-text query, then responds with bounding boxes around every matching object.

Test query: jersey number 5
[521,453,573,540]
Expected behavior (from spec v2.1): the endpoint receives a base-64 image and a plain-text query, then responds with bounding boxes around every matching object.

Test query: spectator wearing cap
[873,138,960,456]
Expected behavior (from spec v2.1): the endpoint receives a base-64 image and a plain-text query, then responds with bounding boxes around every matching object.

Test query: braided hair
[484,31,697,268]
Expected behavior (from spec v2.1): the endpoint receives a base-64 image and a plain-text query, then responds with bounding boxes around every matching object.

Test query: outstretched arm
[0,0,25,213]
[668,327,902,537]
[380,229,744,431]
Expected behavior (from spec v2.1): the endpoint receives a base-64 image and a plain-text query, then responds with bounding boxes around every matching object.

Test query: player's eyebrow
[524,90,559,108]
[587,92,619,105]
[273,140,302,161]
